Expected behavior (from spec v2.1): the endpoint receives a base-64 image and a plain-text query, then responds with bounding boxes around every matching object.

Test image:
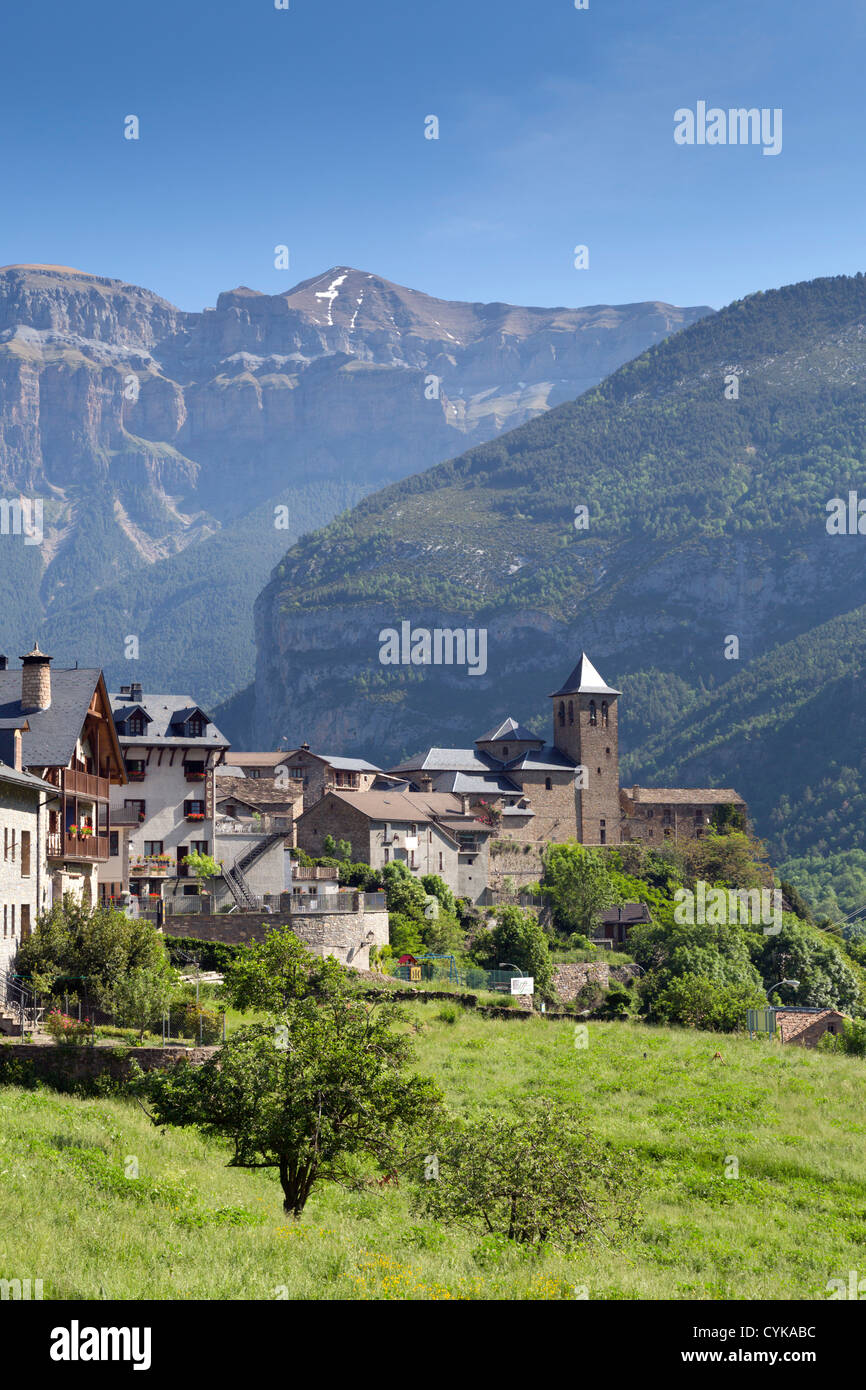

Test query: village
[0,642,850,1051]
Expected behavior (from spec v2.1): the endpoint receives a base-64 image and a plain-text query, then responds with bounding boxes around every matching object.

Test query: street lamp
[766,978,799,1000]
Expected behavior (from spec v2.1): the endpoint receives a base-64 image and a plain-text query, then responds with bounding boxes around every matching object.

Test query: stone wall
[163,908,389,969]
[0,1042,216,1084]
[552,961,638,1001]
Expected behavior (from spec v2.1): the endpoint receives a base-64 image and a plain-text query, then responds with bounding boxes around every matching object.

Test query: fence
[389,959,521,992]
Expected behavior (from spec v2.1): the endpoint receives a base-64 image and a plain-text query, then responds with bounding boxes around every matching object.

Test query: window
[21,830,31,877]
[289,767,303,780]
[124,799,146,822]
[558,701,565,727]
[606,747,611,756]
[589,700,597,726]
[439,852,443,871]
[188,717,205,738]
[128,715,144,736]
[144,841,163,857]
[545,777,552,790]
[383,847,390,863]
[109,831,119,857]
[20,905,30,940]
[647,809,654,820]
[568,701,574,725]
[601,701,609,728]
[600,829,606,845]
[191,840,209,855]
[502,746,509,757]
[247,769,261,779]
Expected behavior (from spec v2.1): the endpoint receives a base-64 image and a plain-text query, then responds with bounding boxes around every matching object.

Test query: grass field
[1,1010,864,1300]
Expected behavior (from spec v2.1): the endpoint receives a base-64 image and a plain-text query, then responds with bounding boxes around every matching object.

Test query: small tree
[220,925,340,1014]
[475,907,553,996]
[139,969,442,1216]
[109,963,176,1042]
[541,843,617,937]
[415,1102,640,1250]
[182,850,222,900]
[322,834,337,856]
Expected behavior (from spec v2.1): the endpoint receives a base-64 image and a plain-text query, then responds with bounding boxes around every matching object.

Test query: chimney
[0,655,7,671]
[12,727,22,772]
[418,774,433,793]
[129,681,143,702]
[632,785,640,801]
[20,643,52,711]
[460,794,470,814]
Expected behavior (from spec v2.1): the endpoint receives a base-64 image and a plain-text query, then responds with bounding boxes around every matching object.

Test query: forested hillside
[252,273,866,912]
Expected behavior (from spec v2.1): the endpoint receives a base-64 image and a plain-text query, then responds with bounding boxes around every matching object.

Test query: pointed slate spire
[549,652,620,698]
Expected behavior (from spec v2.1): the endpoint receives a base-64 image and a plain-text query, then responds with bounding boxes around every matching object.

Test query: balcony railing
[43,768,111,802]
[130,858,175,877]
[47,831,110,862]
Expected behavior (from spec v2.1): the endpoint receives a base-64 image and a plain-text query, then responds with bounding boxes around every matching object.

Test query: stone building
[109,684,230,903]
[0,648,127,906]
[0,761,53,975]
[295,788,490,902]
[388,651,747,891]
[619,786,747,844]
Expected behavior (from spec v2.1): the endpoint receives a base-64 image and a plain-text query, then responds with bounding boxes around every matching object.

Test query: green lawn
[1,1012,864,1300]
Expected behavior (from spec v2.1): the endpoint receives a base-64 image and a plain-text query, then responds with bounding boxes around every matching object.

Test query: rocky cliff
[0,263,709,704]
[250,271,866,882]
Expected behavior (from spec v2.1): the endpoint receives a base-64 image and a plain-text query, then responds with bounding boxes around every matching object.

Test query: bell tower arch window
[568,700,574,725]
[558,702,565,727]
[601,701,609,728]
[589,700,597,727]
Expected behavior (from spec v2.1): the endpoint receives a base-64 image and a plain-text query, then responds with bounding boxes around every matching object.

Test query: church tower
[550,653,621,845]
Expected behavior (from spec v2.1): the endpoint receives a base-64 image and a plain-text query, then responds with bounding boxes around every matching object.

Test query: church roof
[550,652,620,698]
[476,717,542,745]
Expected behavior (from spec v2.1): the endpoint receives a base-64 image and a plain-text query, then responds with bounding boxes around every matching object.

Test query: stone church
[390,652,745,888]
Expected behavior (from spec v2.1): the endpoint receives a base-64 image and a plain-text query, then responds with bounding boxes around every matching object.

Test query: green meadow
[1,1010,864,1300]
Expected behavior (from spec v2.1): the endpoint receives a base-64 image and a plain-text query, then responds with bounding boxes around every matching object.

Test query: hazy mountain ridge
[250,272,866,896]
[0,262,708,703]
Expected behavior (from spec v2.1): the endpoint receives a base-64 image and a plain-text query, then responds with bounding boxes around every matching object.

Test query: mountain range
[249,272,866,913]
[0,263,707,705]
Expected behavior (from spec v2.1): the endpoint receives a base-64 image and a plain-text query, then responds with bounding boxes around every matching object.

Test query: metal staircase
[223,833,286,911]
[0,968,44,1035]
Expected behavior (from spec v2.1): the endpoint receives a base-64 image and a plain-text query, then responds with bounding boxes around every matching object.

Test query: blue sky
[2,0,863,313]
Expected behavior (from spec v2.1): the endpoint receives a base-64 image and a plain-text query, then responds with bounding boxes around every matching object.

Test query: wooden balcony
[43,768,111,802]
[47,832,110,862]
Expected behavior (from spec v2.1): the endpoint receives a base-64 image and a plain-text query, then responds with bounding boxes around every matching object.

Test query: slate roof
[0,667,104,769]
[224,752,289,769]
[624,787,744,805]
[215,776,302,810]
[391,747,499,774]
[110,692,229,749]
[0,760,57,795]
[601,902,652,926]
[431,771,522,795]
[501,745,577,772]
[550,652,620,698]
[476,717,542,744]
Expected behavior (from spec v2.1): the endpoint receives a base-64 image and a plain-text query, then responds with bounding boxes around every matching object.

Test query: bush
[415,1101,641,1250]
[435,1004,460,1025]
[43,1010,91,1045]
